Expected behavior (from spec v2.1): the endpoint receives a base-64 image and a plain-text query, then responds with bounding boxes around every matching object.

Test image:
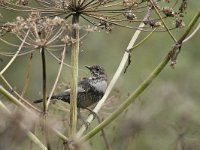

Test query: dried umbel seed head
[162,7,176,17]
[147,0,160,10]
[46,16,65,26]
[179,0,188,13]
[149,21,162,28]
[16,0,29,6]
[0,24,14,33]
[0,0,7,5]
[27,11,40,22]
[123,0,138,8]
[84,25,97,32]
[61,35,73,45]
[98,17,112,33]
[124,10,137,20]
[175,18,185,28]
[144,20,162,28]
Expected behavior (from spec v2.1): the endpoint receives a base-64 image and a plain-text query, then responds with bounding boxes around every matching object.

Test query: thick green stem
[0,85,31,112]
[80,11,200,143]
[0,75,42,113]
[41,48,50,149]
[70,14,80,137]
[41,48,47,114]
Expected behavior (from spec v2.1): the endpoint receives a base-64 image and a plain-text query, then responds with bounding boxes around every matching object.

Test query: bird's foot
[83,121,90,130]
[78,108,91,130]
[85,107,98,121]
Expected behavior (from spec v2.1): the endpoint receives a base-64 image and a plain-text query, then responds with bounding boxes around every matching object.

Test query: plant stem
[41,47,47,114]
[149,0,177,42]
[0,74,42,113]
[0,85,31,112]
[41,47,51,149]
[46,46,66,109]
[0,30,30,75]
[70,14,80,137]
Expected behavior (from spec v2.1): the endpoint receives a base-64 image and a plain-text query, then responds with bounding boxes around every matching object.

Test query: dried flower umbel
[0,1,149,32]
[0,0,188,34]
[0,11,70,57]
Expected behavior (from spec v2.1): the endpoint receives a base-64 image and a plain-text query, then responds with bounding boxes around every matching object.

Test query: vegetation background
[0,0,200,149]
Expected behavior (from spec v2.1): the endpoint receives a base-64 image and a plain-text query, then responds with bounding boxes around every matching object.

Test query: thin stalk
[0,74,42,113]
[0,85,31,112]
[0,30,30,75]
[46,46,67,109]
[149,0,177,42]
[183,23,200,43]
[20,53,33,98]
[129,28,156,51]
[80,11,200,142]
[178,11,200,43]
[52,128,69,141]
[70,14,80,137]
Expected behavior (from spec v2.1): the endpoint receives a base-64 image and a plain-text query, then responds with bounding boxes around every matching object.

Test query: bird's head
[85,65,106,77]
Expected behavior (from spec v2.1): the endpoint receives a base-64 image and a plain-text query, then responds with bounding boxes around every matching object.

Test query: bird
[33,65,108,109]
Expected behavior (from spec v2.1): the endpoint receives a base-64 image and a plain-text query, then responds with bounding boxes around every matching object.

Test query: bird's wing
[33,78,94,103]
[63,78,91,94]
[77,77,93,92]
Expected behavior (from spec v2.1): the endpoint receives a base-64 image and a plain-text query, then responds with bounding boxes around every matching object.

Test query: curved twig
[0,30,30,75]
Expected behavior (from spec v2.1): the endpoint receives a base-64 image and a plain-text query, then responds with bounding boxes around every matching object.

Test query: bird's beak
[85,65,91,70]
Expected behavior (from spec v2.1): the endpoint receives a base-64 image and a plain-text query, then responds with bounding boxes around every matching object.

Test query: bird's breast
[89,79,107,93]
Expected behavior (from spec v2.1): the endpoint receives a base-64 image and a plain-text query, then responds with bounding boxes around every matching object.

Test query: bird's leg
[85,107,111,150]
[77,108,90,130]
[85,107,98,121]
[77,107,97,130]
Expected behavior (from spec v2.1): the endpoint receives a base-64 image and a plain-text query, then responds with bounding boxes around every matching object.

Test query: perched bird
[33,65,108,109]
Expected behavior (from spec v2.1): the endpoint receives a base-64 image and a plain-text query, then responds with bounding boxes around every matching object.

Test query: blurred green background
[0,1,200,150]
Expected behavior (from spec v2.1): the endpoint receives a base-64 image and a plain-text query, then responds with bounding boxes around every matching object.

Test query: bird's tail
[33,99,43,103]
[33,96,54,103]
[33,94,69,104]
